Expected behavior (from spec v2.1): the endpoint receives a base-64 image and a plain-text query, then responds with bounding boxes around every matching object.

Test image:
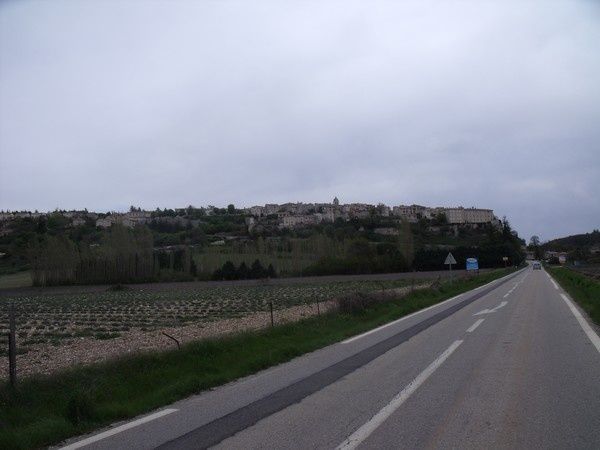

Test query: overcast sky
[1,1,599,242]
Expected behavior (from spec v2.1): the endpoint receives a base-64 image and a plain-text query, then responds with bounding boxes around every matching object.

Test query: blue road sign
[466,257,479,271]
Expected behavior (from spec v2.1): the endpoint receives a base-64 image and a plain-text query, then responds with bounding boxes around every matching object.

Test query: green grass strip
[0,268,515,449]
[546,266,600,325]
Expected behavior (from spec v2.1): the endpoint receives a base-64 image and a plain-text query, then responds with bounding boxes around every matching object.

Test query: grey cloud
[1,0,599,241]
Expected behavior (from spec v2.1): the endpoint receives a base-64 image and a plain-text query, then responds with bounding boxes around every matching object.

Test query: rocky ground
[0,284,428,380]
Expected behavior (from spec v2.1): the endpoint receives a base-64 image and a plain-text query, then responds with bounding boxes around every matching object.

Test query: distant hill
[543,230,600,252]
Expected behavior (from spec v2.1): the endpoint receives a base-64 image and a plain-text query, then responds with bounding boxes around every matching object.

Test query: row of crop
[0,280,411,348]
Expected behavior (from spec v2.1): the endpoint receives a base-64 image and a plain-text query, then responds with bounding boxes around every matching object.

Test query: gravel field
[0,280,431,379]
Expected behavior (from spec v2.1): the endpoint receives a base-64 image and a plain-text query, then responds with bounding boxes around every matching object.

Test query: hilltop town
[0,199,500,235]
[0,199,522,285]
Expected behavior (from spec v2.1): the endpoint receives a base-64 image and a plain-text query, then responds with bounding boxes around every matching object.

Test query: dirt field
[570,265,600,280]
[0,277,440,379]
[0,280,431,379]
[0,268,482,298]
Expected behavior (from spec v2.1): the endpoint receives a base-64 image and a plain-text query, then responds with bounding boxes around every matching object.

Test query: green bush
[66,389,97,426]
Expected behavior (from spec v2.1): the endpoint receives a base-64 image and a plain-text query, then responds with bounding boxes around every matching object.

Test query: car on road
[532,261,542,270]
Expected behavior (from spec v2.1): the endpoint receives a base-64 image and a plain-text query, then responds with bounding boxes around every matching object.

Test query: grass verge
[0,268,516,449]
[546,266,600,325]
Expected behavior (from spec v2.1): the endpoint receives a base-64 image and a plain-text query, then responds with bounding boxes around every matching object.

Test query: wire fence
[1,278,427,381]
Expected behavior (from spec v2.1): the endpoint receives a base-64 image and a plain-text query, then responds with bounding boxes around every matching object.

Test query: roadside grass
[546,266,600,325]
[0,272,32,290]
[0,268,515,450]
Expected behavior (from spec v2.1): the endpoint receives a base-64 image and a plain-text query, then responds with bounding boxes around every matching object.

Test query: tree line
[212,259,277,280]
[29,225,197,286]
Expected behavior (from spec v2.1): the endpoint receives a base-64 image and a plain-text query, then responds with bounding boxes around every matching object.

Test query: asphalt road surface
[58,265,600,450]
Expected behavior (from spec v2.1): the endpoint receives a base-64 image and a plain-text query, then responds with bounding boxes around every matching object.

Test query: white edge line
[559,293,600,354]
[342,269,524,344]
[466,318,485,333]
[336,340,463,450]
[546,273,561,291]
[59,408,178,450]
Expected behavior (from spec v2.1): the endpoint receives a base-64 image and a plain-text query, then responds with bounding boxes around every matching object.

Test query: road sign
[444,253,457,265]
[502,256,509,261]
[466,257,479,271]
[445,252,457,273]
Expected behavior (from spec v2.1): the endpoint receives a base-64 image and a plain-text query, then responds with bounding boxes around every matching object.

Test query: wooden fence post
[8,302,17,386]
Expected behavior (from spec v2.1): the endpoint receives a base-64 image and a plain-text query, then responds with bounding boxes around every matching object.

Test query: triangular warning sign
[444,252,457,265]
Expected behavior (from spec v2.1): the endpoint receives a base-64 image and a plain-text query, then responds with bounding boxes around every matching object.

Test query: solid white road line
[336,340,463,450]
[341,295,463,344]
[59,409,178,450]
[546,272,561,290]
[560,293,600,354]
[466,319,485,333]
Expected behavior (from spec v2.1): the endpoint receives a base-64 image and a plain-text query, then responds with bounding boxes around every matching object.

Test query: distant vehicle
[532,261,542,270]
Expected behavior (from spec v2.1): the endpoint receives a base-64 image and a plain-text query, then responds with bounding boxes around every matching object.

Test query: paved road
[58,265,600,450]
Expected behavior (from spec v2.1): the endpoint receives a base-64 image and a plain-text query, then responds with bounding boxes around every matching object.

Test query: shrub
[66,389,97,426]
[336,291,394,314]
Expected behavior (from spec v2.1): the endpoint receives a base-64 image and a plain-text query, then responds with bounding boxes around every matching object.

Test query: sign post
[502,256,509,268]
[444,252,457,273]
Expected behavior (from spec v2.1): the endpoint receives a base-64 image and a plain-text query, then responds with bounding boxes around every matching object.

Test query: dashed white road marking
[342,268,526,344]
[560,293,600,354]
[519,272,529,283]
[473,301,508,316]
[336,340,463,450]
[503,281,522,299]
[59,408,178,450]
[466,319,485,333]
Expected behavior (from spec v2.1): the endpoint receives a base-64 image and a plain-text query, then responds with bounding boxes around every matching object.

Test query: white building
[249,206,264,217]
[281,215,319,229]
[72,217,87,227]
[374,227,400,236]
[443,207,495,224]
[391,204,429,222]
[96,217,114,228]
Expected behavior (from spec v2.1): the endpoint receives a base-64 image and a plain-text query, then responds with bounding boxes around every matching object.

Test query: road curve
[57,265,600,450]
